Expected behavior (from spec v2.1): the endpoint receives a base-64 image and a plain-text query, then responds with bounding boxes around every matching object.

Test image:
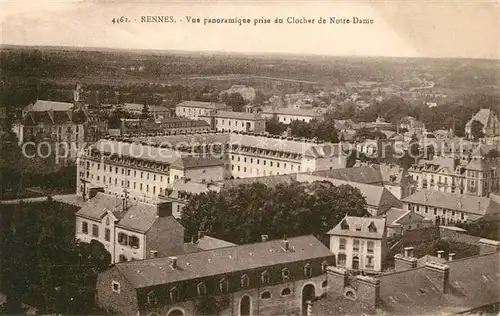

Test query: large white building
[328,216,387,273]
[261,106,324,123]
[175,101,227,120]
[199,110,266,133]
[76,131,347,203]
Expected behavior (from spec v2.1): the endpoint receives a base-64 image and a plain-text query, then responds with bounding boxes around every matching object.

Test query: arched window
[147,290,158,306]
[261,270,270,284]
[281,267,290,281]
[281,288,292,296]
[197,282,206,296]
[260,291,271,299]
[167,308,184,316]
[118,232,128,245]
[304,263,312,278]
[241,274,250,288]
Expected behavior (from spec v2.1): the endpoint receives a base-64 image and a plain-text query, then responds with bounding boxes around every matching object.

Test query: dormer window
[368,222,377,233]
[241,274,250,288]
[304,263,312,278]
[197,282,206,296]
[146,290,158,306]
[219,278,229,293]
[261,271,270,284]
[281,268,290,281]
[169,287,179,303]
[340,219,349,230]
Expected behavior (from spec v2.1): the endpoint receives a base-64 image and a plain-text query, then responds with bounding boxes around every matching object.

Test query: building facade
[76,132,347,203]
[200,110,266,133]
[327,216,387,273]
[75,192,185,263]
[260,107,324,124]
[96,235,334,316]
[175,101,228,120]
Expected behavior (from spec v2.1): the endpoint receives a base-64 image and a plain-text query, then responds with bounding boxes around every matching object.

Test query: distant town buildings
[119,103,172,119]
[220,85,256,103]
[118,117,210,137]
[328,216,387,273]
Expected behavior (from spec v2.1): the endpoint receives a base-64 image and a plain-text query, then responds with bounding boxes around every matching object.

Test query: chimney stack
[261,234,269,242]
[437,250,445,259]
[448,252,456,261]
[424,262,450,293]
[326,266,348,295]
[282,238,290,251]
[404,247,414,258]
[356,275,381,309]
[149,250,158,259]
[169,256,178,269]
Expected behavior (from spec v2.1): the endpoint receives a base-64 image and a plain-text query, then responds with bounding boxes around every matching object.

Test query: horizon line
[2,44,499,62]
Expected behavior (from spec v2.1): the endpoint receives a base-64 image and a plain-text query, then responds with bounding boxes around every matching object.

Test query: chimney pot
[261,234,269,242]
[149,250,158,259]
[282,239,290,251]
[169,256,178,269]
[437,250,445,259]
[424,262,450,293]
[404,246,414,258]
[448,252,456,261]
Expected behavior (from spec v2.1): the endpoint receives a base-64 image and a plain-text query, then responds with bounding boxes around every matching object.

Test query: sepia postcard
[0,1,499,315]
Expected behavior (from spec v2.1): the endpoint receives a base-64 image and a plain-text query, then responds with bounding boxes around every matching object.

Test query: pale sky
[1,1,499,59]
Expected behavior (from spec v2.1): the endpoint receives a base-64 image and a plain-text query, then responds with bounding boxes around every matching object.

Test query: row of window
[410,204,466,220]
[216,119,252,127]
[97,177,165,195]
[337,253,374,269]
[81,221,140,248]
[231,155,300,171]
[96,164,167,182]
[338,238,374,253]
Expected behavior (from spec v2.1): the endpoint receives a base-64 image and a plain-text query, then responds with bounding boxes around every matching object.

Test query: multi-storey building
[120,103,172,119]
[175,101,228,120]
[77,131,347,203]
[200,110,266,133]
[327,216,387,273]
[75,192,185,263]
[465,108,500,139]
[408,145,500,197]
[402,189,500,225]
[260,107,324,123]
[96,235,334,316]
[120,118,210,137]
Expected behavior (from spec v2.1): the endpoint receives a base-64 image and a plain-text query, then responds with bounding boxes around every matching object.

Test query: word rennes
[184,16,374,26]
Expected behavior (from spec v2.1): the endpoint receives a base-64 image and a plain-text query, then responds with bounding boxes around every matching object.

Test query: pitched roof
[467,108,496,127]
[29,100,74,112]
[170,155,226,170]
[416,254,446,267]
[402,190,500,216]
[116,202,160,233]
[327,216,386,239]
[377,252,500,315]
[114,235,332,288]
[176,101,227,109]
[76,192,119,220]
[311,166,383,184]
[382,207,408,225]
[171,180,221,195]
[196,235,237,251]
[219,174,298,190]
[465,157,493,171]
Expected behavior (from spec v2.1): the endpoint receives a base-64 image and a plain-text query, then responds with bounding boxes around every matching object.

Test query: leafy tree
[265,118,287,135]
[485,149,500,159]
[470,120,485,140]
[222,93,246,112]
[253,90,267,105]
[180,181,368,244]
[0,201,111,314]
[140,104,151,120]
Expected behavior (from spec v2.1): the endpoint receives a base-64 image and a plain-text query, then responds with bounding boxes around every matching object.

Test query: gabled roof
[327,216,386,239]
[402,190,500,216]
[466,108,496,127]
[76,192,120,220]
[311,166,383,184]
[197,235,237,251]
[116,202,160,233]
[28,100,74,112]
[114,235,331,289]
